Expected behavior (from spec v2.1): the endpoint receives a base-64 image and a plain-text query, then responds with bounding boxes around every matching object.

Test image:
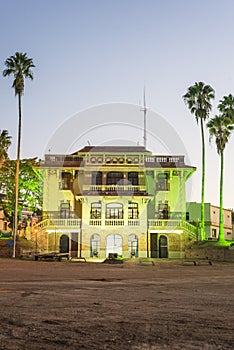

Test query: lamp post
[197,219,201,241]
[34,228,38,253]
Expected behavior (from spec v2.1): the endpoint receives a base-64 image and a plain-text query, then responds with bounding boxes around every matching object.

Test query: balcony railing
[33,217,196,238]
[34,218,81,230]
[105,219,124,226]
[148,219,197,239]
[145,155,185,166]
[89,219,102,226]
[43,211,79,219]
[128,219,140,226]
[88,219,140,226]
[82,184,147,195]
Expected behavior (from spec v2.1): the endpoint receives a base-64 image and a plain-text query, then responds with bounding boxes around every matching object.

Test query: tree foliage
[3,52,34,96]
[183,82,215,123]
[0,158,42,228]
[0,129,11,164]
[207,97,234,242]
[183,82,215,240]
[207,115,234,154]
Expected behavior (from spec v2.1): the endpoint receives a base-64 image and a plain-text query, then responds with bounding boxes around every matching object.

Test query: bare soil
[0,258,233,350]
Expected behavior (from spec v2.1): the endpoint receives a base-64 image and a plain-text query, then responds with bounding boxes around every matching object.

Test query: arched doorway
[159,235,168,258]
[60,234,69,253]
[106,234,122,257]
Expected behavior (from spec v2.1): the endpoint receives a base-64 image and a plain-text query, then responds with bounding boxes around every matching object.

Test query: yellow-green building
[34,146,197,259]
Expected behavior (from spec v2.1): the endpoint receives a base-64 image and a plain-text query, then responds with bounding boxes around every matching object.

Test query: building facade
[33,146,197,259]
[186,202,233,240]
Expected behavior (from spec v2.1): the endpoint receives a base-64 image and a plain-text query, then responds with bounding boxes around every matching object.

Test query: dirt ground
[0,258,233,350]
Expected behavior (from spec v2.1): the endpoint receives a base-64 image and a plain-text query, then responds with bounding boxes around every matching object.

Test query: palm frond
[183,81,215,123]
[207,115,234,154]
[2,52,35,96]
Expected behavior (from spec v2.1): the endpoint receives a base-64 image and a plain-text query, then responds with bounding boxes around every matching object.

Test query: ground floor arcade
[36,229,189,259]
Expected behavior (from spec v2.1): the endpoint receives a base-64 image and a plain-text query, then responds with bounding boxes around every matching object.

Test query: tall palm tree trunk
[12,94,22,258]
[200,118,206,240]
[218,151,224,242]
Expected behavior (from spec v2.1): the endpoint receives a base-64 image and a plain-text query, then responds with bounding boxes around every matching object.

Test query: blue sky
[1,0,234,208]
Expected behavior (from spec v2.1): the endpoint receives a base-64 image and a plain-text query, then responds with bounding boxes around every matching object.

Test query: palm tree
[0,129,11,166]
[183,82,215,240]
[207,114,234,242]
[3,52,35,258]
[217,94,234,121]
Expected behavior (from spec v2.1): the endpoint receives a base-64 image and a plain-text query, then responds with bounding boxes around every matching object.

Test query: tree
[217,94,234,121]
[207,98,234,242]
[183,82,215,240]
[3,52,35,257]
[0,129,11,166]
[0,158,42,229]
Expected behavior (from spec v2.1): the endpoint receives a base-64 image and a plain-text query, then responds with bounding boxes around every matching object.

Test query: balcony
[89,219,102,226]
[145,155,185,167]
[88,219,140,226]
[105,219,124,226]
[81,184,148,196]
[148,219,197,239]
[33,218,81,231]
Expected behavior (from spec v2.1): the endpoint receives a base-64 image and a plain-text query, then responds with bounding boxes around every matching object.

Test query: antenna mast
[142,86,147,148]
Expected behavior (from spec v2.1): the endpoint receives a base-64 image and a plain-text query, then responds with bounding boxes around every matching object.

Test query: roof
[72,146,151,154]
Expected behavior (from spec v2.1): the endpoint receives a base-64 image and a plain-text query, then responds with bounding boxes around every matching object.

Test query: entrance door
[106,234,122,257]
[150,233,157,258]
[60,234,69,253]
[70,232,78,258]
[159,235,168,258]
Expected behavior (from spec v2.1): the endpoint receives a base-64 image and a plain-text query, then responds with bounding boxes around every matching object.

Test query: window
[156,172,170,191]
[91,172,102,185]
[60,203,70,218]
[158,203,169,219]
[90,234,101,257]
[128,202,139,219]
[128,172,139,185]
[128,234,138,257]
[107,172,123,185]
[60,172,72,190]
[211,228,217,238]
[106,203,123,219]
[90,202,102,219]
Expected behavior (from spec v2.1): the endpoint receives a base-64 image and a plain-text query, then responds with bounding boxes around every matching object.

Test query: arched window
[90,202,102,219]
[60,202,70,218]
[90,234,101,257]
[106,203,123,219]
[156,172,170,191]
[128,234,138,257]
[60,172,72,190]
[159,235,168,258]
[106,172,123,185]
